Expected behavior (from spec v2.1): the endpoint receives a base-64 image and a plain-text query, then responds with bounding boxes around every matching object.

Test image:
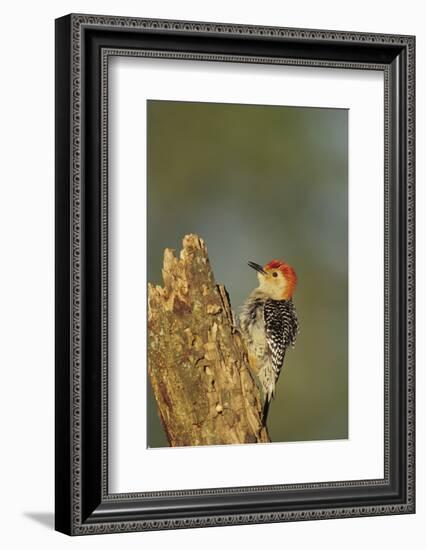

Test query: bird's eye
[272,272,278,278]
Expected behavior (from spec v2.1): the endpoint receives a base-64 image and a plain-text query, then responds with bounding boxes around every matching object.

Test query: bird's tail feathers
[262,399,271,427]
[259,367,275,427]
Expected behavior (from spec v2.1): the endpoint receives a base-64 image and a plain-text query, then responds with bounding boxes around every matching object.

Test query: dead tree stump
[148,234,270,446]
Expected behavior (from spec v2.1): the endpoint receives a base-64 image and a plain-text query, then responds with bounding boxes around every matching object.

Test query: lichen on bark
[148,234,270,446]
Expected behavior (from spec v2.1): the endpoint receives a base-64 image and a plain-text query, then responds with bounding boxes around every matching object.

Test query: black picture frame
[55,13,415,535]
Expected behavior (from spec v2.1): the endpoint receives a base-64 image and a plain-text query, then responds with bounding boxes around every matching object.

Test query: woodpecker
[239,259,299,426]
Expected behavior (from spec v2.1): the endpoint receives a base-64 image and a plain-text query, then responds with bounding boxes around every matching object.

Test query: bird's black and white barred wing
[264,299,299,377]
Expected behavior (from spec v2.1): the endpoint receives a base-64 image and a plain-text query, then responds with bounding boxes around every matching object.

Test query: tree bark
[148,234,270,446]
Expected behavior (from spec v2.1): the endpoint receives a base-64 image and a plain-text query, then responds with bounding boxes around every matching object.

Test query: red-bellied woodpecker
[239,259,299,426]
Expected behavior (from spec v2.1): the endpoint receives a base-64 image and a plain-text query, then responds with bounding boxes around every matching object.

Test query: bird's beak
[248,261,267,275]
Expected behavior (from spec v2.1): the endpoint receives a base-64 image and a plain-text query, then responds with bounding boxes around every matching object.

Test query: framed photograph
[55,14,415,535]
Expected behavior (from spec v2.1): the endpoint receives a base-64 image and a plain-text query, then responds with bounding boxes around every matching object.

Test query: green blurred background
[147,100,348,446]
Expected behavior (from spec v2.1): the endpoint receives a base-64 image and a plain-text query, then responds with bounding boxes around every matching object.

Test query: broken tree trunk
[148,234,270,446]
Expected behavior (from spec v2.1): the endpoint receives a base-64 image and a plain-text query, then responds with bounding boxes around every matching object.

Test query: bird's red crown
[264,259,297,299]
